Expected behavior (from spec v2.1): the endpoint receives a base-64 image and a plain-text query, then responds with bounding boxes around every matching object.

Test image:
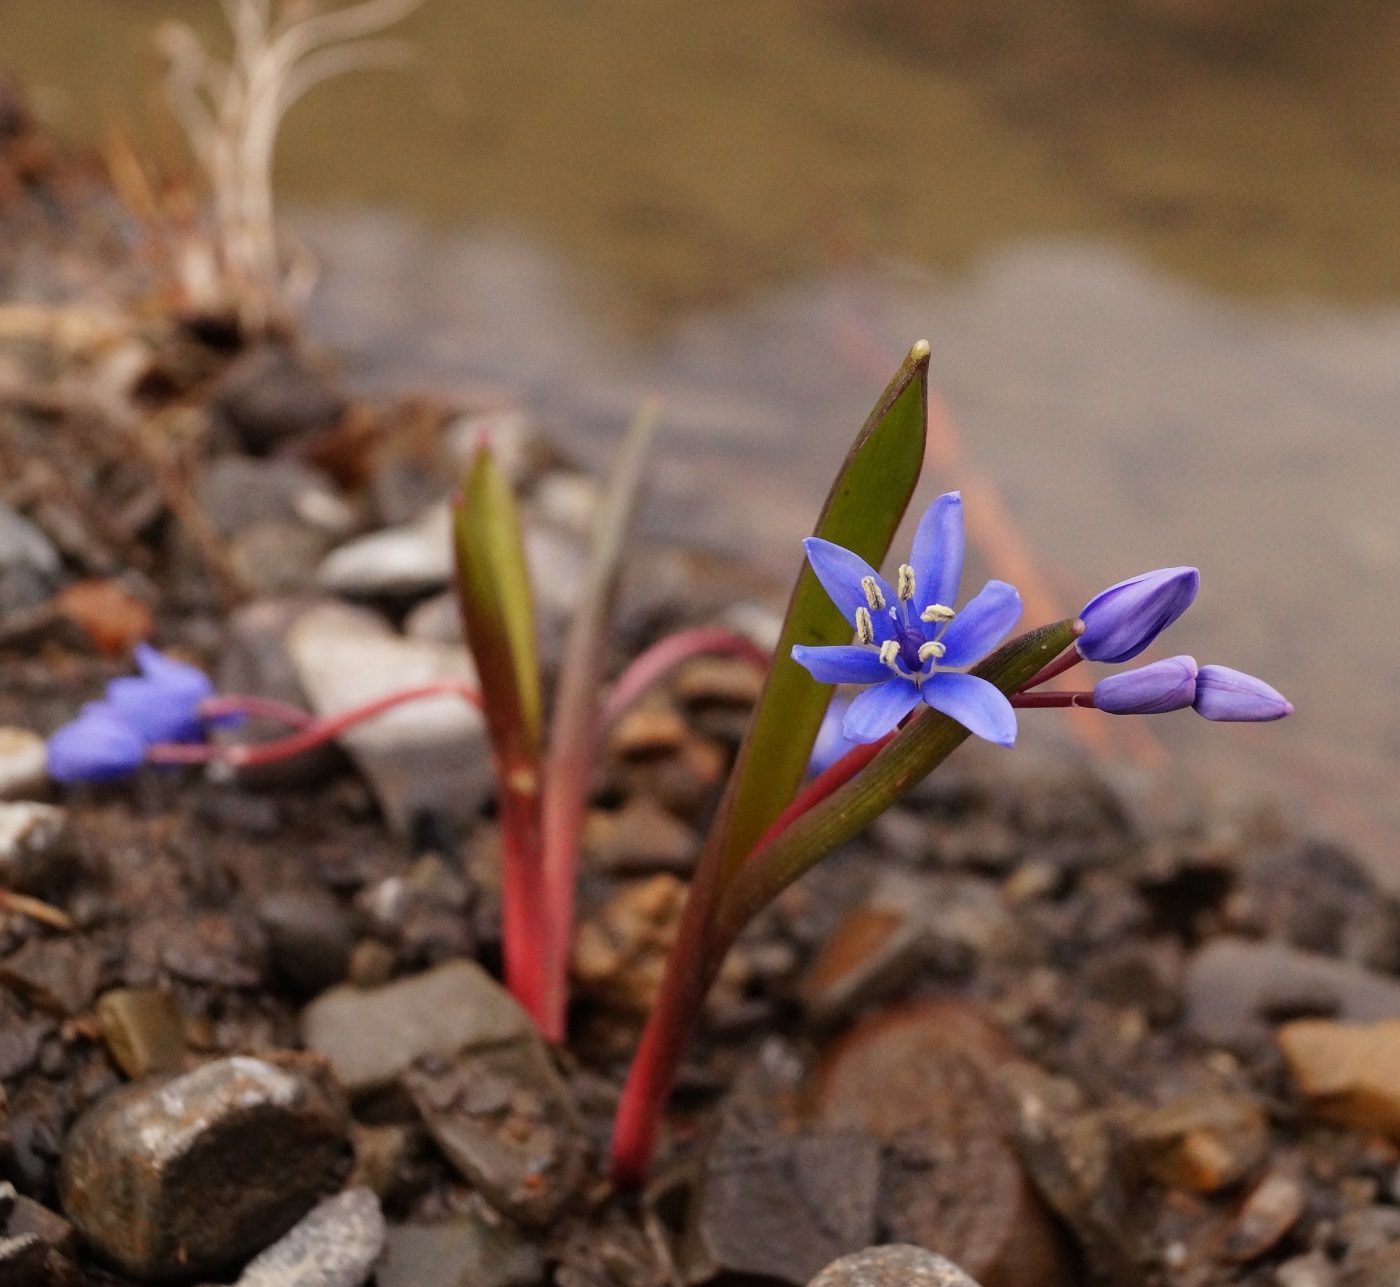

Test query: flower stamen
[878,640,901,673]
[896,564,915,602]
[861,576,886,611]
[918,640,946,663]
[855,606,875,645]
[921,603,955,624]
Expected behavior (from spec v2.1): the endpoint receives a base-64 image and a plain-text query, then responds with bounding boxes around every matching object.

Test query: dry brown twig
[155,0,425,334]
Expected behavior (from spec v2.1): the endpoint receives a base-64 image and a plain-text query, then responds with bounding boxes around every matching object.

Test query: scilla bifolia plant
[46,343,1290,1187]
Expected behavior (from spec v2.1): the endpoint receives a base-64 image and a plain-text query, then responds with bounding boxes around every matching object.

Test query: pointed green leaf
[710,618,1081,956]
[715,341,930,886]
[452,445,542,759]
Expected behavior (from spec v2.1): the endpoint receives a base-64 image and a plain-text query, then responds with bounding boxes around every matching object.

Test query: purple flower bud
[46,702,147,782]
[105,643,214,743]
[1192,665,1293,722]
[1077,567,1199,664]
[1093,655,1198,714]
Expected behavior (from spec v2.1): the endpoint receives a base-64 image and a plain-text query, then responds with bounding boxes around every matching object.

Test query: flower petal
[1093,656,1197,714]
[133,643,215,698]
[842,678,922,743]
[791,644,892,685]
[107,677,205,744]
[801,538,896,640]
[807,695,858,775]
[46,702,147,782]
[938,580,1022,667]
[909,492,964,616]
[1192,665,1293,722]
[920,671,1017,747]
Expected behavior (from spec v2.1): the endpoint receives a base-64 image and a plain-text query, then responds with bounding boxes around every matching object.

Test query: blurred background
[5,0,1398,868]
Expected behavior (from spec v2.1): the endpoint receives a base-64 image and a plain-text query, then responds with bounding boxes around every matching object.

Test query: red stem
[600,627,771,731]
[1018,644,1084,692]
[1009,690,1096,708]
[198,693,315,728]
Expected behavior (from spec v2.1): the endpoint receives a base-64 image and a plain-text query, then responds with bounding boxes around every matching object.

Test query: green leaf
[452,445,542,761]
[709,618,1081,957]
[714,340,931,887]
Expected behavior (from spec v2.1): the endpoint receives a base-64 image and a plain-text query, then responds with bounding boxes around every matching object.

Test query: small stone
[403,1040,588,1227]
[58,1055,349,1280]
[257,890,353,995]
[1275,1251,1337,1287]
[211,341,347,454]
[95,988,185,1078]
[54,580,153,657]
[673,656,764,708]
[0,731,48,801]
[0,1233,45,1287]
[285,603,491,835]
[808,1245,984,1287]
[233,1188,384,1287]
[1217,1169,1307,1264]
[814,1004,1071,1287]
[378,1214,546,1287]
[532,471,598,538]
[315,504,453,600]
[4,1193,73,1254]
[1278,1018,1400,1138]
[1,938,101,1016]
[682,1113,880,1286]
[606,698,689,759]
[0,503,60,615]
[302,959,534,1096]
[0,1018,47,1080]
[345,940,396,990]
[230,521,333,596]
[348,1123,418,1199]
[0,802,69,891]
[198,457,349,540]
[582,798,700,875]
[1127,1091,1269,1193]
[1185,938,1400,1049]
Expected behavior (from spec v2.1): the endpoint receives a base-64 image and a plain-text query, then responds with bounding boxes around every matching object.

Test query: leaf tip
[909,339,931,364]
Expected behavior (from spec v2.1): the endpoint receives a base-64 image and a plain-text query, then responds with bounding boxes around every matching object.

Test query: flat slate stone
[808,1245,983,1287]
[302,960,535,1096]
[234,1188,385,1287]
[378,1216,545,1287]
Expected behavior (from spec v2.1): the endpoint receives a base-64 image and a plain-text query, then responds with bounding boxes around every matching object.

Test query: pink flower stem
[1010,690,1096,708]
[147,680,484,767]
[197,694,316,728]
[1017,644,1084,692]
[600,627,771,732]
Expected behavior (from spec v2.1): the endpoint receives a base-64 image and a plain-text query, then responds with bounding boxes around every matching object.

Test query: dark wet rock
[0,503,60,616]
[1126,1090,1269,1193]
[315,503,451,599]
[302,959,534,1097]
[285,602,491,835]
[126,912,266,989]
[1278,1018,1400,1138]
[808,1245,984,1287]
[257,890,353,995]
[2,1189,73,1257]
[680,1113,880,1287]
[1,938,101,1016]
[996,1060,1139,1285]
[1184,938,1400,1050]
[0,1014,48,1080]
[1217,1168,1307,1264]
[0,730,47,802]
[232,1187,384,1287]
[813,1003,1071,1287]
[95,988,185,1079]
[403,1039,588,1227]
[378,1213,546,1287]
[0,803,69,893]
[0,1233,45,1287]
[211,342,347,454]
[58,1055,349,1280]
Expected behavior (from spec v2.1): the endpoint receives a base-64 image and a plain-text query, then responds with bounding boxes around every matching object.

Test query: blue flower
[1077,567,1199,664]
[46,644,218,783]
[1093,655,1198,714]
[791,492,1023,746]
[1193,665,1292,722]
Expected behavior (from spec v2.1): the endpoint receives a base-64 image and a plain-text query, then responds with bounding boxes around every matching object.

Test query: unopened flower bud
[1093,656,1197,715]
[1192,665,1293,722]
[1077,567,1199,663]
[47,703,147,782]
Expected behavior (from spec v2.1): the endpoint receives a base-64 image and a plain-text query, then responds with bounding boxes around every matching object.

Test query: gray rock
[0,503,60,615]
[58,1055,349,1280]
[378,1213,545,1287]
[229,521,335,597]
[233,1188,384,1287]
[403,1040,588,1227]
[199,457,351,541]
[0,1233,46,1287]
[302,959,534,1096]
[808,1246,983,1287]
[0,802,69,892]
[680,1114,881,1286]
[0,937,101,1016]
[211,342,347,454]
[2,1194,73,1255]
[0,730,48,802]
[1185,937,1400,1048]
[95,988,186,1079]
[257,890,353,995]
[285,602,491,835]
[315,504,453,600]
[403,591,462,645]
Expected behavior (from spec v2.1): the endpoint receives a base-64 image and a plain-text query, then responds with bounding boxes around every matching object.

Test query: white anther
[861,576,886,611]
[918,640,946,662]
[897,564,916,602]
[878,640,901,670]
[855,606,875,646]
[921,603,955,624]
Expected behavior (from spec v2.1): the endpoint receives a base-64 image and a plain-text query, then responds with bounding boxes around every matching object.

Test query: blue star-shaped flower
[792,492,1023,746]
